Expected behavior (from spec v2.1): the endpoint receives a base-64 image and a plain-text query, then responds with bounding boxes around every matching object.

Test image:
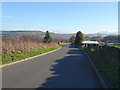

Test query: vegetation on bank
[80,46,118,88]
[110,45,120,49]
[2,30,67,64]
[2,44,65,64]
[115,46,120,48]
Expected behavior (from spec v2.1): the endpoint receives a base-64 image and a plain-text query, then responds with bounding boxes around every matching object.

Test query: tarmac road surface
[2,44,102,88]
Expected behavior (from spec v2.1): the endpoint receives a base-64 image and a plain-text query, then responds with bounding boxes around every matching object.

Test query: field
[2,36,66,64]
[2,45,62,64]
[114,46,120,48]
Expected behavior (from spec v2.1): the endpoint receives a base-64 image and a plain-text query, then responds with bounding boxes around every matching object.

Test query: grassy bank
[82,47,118,88]
[2,44,64,64]
[114,46,120,49]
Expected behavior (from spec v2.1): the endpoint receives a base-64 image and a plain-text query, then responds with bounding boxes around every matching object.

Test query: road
[2,44,102,88]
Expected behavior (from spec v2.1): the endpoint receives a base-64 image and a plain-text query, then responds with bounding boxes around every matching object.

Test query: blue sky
[2,2,118,34]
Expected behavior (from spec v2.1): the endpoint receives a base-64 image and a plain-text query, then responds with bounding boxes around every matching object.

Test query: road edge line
[83,51,108,88]
[1,47,62,68]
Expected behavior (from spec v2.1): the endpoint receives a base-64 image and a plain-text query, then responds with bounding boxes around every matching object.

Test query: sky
[2,2,118,34]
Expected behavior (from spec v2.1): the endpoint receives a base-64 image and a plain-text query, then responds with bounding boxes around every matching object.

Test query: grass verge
[81,48,118,88]
[2,44,64,64]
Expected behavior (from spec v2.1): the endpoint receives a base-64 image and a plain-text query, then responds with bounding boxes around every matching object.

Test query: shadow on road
[37,45,102,88]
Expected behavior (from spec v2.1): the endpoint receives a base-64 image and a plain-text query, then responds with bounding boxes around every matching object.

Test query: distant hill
[2,31,45,38]
[1,31,75,40]
[1,30,118,40]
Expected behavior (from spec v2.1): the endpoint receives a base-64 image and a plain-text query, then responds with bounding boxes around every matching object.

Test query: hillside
[1,30,118,40]
[1,31,74,40]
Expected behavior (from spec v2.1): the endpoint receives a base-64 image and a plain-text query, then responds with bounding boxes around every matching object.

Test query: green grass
[81,47,118,88]
[114,46,120,48]
[107,45,120,49]
[2,44,63,64]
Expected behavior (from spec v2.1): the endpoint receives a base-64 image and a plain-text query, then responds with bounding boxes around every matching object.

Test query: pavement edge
[0,47,62,68]
[83,51,108,88]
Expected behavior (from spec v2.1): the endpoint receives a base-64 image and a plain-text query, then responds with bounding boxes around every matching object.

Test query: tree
[70,35,75,43]
[44,31,52,43]
[74,31,84,46]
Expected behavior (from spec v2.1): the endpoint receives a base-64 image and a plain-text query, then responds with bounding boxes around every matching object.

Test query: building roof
[82,41,99,44]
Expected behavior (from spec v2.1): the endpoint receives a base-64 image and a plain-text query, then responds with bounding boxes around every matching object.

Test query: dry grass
[2,36,58,54]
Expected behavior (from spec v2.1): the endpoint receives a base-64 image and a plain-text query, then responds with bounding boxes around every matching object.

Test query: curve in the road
[3,44,103,88]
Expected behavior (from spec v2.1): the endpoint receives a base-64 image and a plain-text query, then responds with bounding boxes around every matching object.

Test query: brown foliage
[2,36,58,54]
[70,35,75,43]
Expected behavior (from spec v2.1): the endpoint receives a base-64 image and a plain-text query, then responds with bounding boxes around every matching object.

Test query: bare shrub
[2,35,58,54]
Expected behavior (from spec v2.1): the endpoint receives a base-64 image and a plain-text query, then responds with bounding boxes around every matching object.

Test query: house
[81,41,99,48]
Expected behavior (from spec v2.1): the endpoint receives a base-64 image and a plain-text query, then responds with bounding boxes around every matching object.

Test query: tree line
[70,31,119,45]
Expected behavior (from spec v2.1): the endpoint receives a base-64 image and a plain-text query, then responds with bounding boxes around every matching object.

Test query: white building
[82,41,99,45]
[81,41,99,48]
